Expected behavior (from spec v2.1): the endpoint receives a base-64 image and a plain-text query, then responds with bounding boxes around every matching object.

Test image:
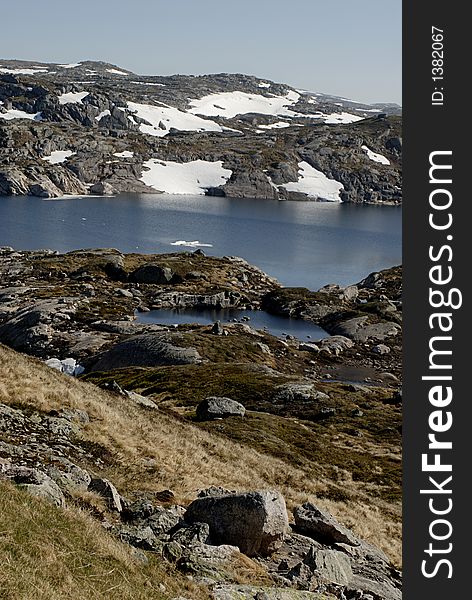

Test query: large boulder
[87,333,201,371]
[0,464,65,507]
[293,503,359,546]
[185,489,289,556]
[130,263,173,284]
[196,397,246,421]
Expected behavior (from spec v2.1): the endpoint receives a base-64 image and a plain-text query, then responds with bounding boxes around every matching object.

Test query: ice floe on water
[187,90,302,119]
[42,150,76,164]
[113,150,134,158]
[170,240,213,248]
[361,145,390,165]
[58,91,89,105]
[280,161,344,201]
[127,101,223,137]
[45,357,84,377]
[0,109,42,121]
[140,159,232,195]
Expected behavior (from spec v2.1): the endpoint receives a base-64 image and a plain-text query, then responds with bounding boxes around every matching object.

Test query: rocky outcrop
[87,332,202,371]
[185,489,289,556]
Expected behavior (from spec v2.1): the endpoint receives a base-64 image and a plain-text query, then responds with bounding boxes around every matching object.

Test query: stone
[293,503,359,547]
[0,464,65,507]
[87,333,201,371]
[185,490,289,556]
[211,321,224,335]
[89,181,115,195]
[130,264,173,284]
[196,397,246,421]
[304,547,352,586]
[115,524,161,551]
[171,522,211,546]
[372,343,391,354]
[273,384,328,404]
[88,478,123,512]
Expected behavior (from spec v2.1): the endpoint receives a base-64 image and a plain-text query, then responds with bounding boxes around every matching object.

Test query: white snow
[106,68,129,75]
[0,66,48,75]
[58,91,89,105]
[42,150,76,164]
[170,240,213,248]
[130,81,166,87]
[113,150,134,158]
[0,109,42,121]
[140,159,232,195]
[127,101,223,137]
[187,90,301,119]
[361,145,390,165]
[280,161,344,202]
[95,109,111,121]
[258,82,271,88]
[258,121,291,130]
[59,62,82,69]
[322,112,365,124]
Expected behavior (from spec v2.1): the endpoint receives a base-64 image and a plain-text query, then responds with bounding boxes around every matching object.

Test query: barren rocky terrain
[1,59,401,202]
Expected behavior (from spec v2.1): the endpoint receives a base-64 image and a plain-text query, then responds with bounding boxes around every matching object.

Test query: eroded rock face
[185,489,289,556]
[130,264,174,285]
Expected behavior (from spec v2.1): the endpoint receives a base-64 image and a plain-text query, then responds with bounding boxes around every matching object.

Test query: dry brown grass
[0,343,401,565]
[0,481,209,600]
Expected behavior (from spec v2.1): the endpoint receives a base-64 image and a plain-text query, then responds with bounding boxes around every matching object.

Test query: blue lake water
[0,194,401,290]
[137,307,329,340]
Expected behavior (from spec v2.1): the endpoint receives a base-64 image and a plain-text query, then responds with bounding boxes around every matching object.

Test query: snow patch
[58,91,89,105]
[280,161,344,202]
[59,62,82,69]
[130,81,166,87]
[0,109,42,121]
[95,109,111,121]
[258,82,271,88]
[106,68,129,76]
[361,145,390,165]
[42,150,76,164]
[323,112,365,124]
[257,121,291,130]
[188,90,301,119]
[113,150,134,158]
[140,159,232,195]
[170,240,213,248]
[127,101,223,137]
[0,66,48,75]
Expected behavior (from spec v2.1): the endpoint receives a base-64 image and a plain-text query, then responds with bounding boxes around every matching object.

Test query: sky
[0,0,401,104]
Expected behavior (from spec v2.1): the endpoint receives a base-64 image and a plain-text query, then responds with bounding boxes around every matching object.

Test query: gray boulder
[87,333,201,371]
[293,503,359,546]
[90,181,115,195]
[185,489,289,556]
[0,464,65,507]
[196,397,246,421]
[130,263,173,284]
[88,477,123,512]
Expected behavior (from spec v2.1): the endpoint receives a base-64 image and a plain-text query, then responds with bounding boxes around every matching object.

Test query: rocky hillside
[0,59,401,202]
[0,245,402,599]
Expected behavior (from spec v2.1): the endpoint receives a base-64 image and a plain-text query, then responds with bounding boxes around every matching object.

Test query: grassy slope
[0,482,208,600]
[0,343,401,566]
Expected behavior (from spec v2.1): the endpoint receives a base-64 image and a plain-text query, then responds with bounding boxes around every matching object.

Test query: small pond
[136,307,329,341]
